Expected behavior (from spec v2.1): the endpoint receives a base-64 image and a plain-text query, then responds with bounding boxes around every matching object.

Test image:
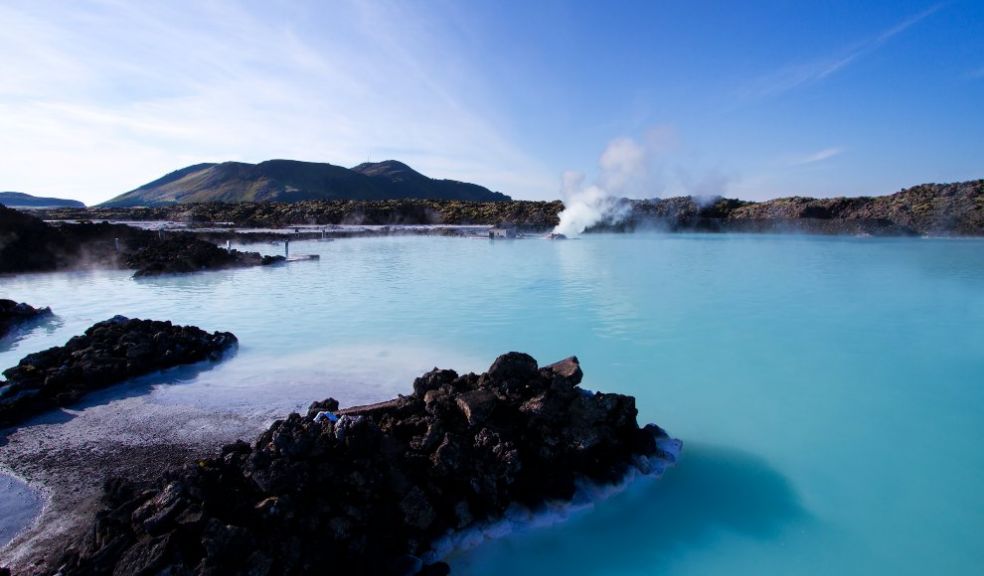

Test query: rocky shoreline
[27,178,984,236]
[0,302,52,341]
[19,353,677,576]
[33,199,565,231]
[586,180,984,236]
[0,205,283,276]
[0,317,237,428]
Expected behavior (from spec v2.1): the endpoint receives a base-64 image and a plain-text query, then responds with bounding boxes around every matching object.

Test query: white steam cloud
[552,128,734,235]
[553,137,650,236]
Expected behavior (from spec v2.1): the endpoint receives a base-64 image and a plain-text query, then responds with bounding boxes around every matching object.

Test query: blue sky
[0,0,981,204]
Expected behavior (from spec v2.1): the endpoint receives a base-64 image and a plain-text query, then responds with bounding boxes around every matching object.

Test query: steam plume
[552,137,649,236]
[552,128,733,235]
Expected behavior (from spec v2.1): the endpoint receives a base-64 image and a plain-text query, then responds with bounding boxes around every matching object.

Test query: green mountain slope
[101,159,510,207]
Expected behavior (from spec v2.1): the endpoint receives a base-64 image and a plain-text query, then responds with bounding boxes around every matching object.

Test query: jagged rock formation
[0,317,237,427]
[39,354,678,576]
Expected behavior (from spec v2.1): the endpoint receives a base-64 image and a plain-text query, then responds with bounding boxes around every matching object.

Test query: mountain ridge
[0,191,85,209]
[100,159,511,207]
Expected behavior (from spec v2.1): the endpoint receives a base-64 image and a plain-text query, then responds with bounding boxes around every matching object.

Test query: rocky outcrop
[124,236,284,277]
[0,204,74,272]
[591,180,984,236]
[36,199,566,230]
[728,180,984,235]
[0,317,237,427]
[43,353,678,576]
[0,300,52,339]
[0,205,283,276]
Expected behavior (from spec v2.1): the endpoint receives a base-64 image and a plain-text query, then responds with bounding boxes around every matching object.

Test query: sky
[0,0,982,205]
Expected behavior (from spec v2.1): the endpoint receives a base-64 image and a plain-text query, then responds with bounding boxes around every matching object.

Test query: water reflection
[0,314,63,354]
[0,473,42,548]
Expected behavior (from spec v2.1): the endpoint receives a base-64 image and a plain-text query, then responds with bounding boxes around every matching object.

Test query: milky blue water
[2,234,984,575]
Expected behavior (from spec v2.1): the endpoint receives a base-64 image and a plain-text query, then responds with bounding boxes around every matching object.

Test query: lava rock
[0,204,284,276]
[125,235,284,277]
[0,317,237,427]
[47,354,677,576]
[0,299,52,339]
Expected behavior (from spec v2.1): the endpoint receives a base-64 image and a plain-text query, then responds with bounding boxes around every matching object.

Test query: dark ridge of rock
[42,354,678,576]
[36,199,566,230]
[0,205,283,276]
[0,204,72,272]
[0,300,52,339]
[588,180,983,236]
[0,317,237,428]
[124,236,284,277]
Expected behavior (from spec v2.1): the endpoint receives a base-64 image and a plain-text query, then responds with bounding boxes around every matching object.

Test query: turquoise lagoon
[2,233,983,574]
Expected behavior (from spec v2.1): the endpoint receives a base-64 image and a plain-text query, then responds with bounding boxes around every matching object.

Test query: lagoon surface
[3,234,984,575]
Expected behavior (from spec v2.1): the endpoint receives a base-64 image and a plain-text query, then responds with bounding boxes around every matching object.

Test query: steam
[552,129,734,235]
[553,137,650,236]
[677,167,731,208]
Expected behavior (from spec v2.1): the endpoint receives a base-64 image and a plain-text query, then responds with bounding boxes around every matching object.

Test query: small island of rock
[0,317,238,428]
[0,300,52,340]
[41,353,679,576]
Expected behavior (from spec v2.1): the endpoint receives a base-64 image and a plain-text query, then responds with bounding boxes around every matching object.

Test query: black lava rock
[0,300,52,339]
[48,354,677,576]
[125,236,284,277]
[0,317,237,427]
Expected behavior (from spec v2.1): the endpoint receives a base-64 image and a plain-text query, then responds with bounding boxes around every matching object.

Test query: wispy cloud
[789,147,844,166]
[0,0,555,203]
[740,5,942,99]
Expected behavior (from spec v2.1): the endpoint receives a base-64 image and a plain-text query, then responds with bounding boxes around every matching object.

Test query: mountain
[351,160,508,202]
[0,191,85,209]
[100,159,511,207]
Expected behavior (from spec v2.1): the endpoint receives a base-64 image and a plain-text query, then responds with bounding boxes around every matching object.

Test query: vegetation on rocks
[99,159,511,207]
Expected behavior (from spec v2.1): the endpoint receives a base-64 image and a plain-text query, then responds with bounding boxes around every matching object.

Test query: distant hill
[100,159,511,207]
[0,191,85,209]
